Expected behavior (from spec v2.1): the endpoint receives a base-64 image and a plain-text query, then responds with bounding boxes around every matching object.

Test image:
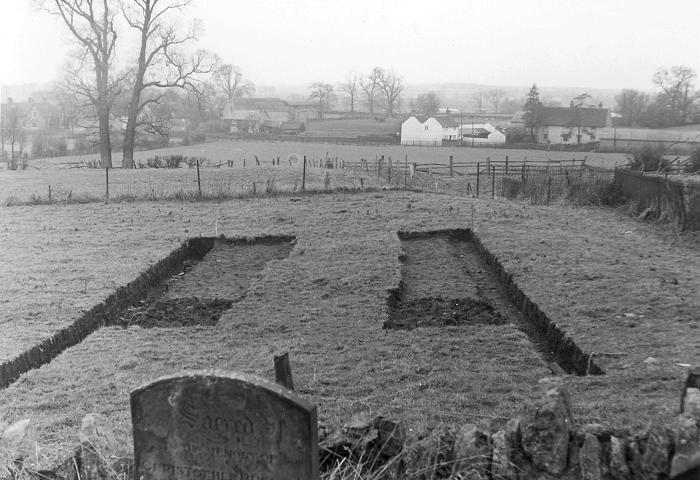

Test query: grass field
[305,118,403,136]
[0,140,628,205]
[1,162,699,469]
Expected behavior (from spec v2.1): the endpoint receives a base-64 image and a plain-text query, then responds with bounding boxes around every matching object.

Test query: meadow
[0,142,696,471]
[0,139,628,205]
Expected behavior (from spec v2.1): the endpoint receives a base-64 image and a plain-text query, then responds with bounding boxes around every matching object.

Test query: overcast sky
[1,0,700,92]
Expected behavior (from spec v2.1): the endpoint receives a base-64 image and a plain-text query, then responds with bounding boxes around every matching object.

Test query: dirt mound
[116,297,234,328]
[386,297,506,329]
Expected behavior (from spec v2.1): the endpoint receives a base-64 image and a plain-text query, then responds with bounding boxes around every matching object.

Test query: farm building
[597,126,700,153]
[1,97,65,131]
[280,120,305,135]
[459,123,506,144]
[400,115,460,145]
[288,102,321,122]
[510,107,609,145]
[222,98,292,133]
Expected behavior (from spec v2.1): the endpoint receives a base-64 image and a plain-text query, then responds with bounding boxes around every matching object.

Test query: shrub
[684,148,700,174]
[626,145,670,172]
[505,127,529,144]
[164,154,183,168]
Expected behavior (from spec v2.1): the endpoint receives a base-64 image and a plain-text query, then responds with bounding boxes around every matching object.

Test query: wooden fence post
[449,155,454,177]
[491,164,496,199]
[105,165,109,201]
[476,162,480,197]
[196,158,201,196]
[404,154,408,189]
[546,175,552,204]
[48,185,52,203]
[302,155,306,191]
[274,353,294,390]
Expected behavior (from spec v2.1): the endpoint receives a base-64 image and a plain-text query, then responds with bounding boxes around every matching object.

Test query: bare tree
[472,90,486,113]
[214,63,255,102]
[614,89,649,126]
[413,92,441,115]
[340,72,359,113]
[652,66,700,125]
[373,67,403,117]
[40,0,122,168]
[0,103,27,162]
[360,72,380,115]
[309,82,335,119]
[121,0,216,168]
[486,89,505,113]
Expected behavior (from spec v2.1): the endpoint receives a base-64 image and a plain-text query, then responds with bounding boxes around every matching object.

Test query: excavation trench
[0,235,295,388]
[386,229,603,376]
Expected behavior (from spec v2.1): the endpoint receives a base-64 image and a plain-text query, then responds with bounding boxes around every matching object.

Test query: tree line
[614,66,700,128]
[310,67,405,119]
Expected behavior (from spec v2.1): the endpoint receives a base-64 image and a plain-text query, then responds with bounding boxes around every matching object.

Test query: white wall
[541,126,599,144]
[401,117,444,145]
[442,126,459,140]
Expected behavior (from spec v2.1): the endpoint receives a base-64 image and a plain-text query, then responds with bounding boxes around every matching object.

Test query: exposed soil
[115,297,235,328]
[117,238,295,328]
[161,239,295,300]
[388,296,506,328]
[386,230,593,374]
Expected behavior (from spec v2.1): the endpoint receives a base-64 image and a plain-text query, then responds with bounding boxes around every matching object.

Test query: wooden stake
[274,353,294,391]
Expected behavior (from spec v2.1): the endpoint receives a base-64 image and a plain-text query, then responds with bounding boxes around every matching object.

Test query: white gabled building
[459,123,506,144]
[401,115,461,145]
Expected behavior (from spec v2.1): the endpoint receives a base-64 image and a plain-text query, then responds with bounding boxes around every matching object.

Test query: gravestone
[131,371,319,480]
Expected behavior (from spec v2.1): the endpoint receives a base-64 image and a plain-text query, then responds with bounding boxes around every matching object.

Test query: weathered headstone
[131,371,319,480]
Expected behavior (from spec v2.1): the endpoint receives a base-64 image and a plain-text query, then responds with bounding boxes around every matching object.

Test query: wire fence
[339,155,616,205]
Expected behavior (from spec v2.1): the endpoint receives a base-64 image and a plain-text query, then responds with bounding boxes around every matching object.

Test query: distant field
[15,138,629,170]
[0,140,628,203]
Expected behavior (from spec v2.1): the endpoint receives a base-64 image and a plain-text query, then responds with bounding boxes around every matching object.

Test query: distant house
[459,123,506,144]
[287,102,321,122]
[400,115,460,145]
[1,97,63,131]
[510,107,609,144]
[222,98,292,133]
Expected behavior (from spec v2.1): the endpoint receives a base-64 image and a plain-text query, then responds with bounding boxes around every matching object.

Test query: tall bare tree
[121,0,215,168]
[309,82,335,119]
[652,66,700,125]
[360,72,380,115]
[214,63,255,102]
[487,89,505,113]
[41,0,122,168]
[472,90,486,113]
[340,72,359,113]
[373,67,403,117]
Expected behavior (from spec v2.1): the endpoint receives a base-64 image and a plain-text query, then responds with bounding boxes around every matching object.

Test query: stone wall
[4,373,697,480]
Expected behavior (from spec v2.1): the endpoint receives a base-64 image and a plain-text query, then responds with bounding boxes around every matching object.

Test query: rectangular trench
[0,235,296,388]
[386,229,603,376]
